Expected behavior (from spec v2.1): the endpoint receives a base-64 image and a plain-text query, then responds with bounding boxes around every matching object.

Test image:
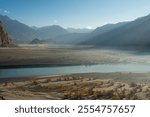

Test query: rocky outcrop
[30,38,45,44]
[0,21,15,47]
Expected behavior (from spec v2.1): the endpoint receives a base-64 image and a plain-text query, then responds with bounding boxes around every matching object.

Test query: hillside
[83,14,150,49]
[53,23,129,44]
[0,21,15,47]
[0,15,69,43]
[37,25,69,39]
[0,15,38,43]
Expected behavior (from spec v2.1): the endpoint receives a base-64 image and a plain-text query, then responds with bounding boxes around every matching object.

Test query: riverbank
[0,72,150,100]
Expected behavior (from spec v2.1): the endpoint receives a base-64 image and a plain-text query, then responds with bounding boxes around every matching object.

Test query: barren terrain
[0,45,150,67]
[1,73,150,100]
[1,45,150,100]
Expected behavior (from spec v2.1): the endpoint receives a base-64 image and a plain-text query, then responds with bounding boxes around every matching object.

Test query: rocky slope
[0,21,15,47]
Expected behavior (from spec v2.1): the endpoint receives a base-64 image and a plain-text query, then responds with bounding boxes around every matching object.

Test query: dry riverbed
[1,45,150,67]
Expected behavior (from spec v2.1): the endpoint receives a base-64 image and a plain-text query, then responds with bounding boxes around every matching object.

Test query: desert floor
[0,72,150,100]
[0,45,150,67]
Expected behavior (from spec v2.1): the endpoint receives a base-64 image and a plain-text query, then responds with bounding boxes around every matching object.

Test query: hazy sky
[0,0,150,29]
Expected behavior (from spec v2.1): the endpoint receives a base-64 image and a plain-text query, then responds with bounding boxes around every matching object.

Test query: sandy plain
[1,72,150,100]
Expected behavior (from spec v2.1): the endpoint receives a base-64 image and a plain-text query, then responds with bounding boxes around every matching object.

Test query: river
[0,64,150,78]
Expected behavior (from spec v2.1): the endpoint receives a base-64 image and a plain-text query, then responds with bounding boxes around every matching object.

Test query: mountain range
[0,15,93,44]
[1,14,150,49]
[0,15,70,43]
[83,14,150,49]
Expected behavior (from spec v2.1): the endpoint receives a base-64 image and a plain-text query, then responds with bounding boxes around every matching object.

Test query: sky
[0,0,150,29]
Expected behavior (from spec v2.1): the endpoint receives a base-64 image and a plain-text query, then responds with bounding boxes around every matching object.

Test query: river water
[0,64,150,78]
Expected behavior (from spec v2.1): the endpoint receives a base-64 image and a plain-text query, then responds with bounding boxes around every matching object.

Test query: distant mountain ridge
[67,27,93,33]
[0,15,92,43]
[0,15,38,43]
[37,25,69,39]
[0,15,70,43]
[1,14,150,50]
[52,23,129,44]
[82,14,150,49]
